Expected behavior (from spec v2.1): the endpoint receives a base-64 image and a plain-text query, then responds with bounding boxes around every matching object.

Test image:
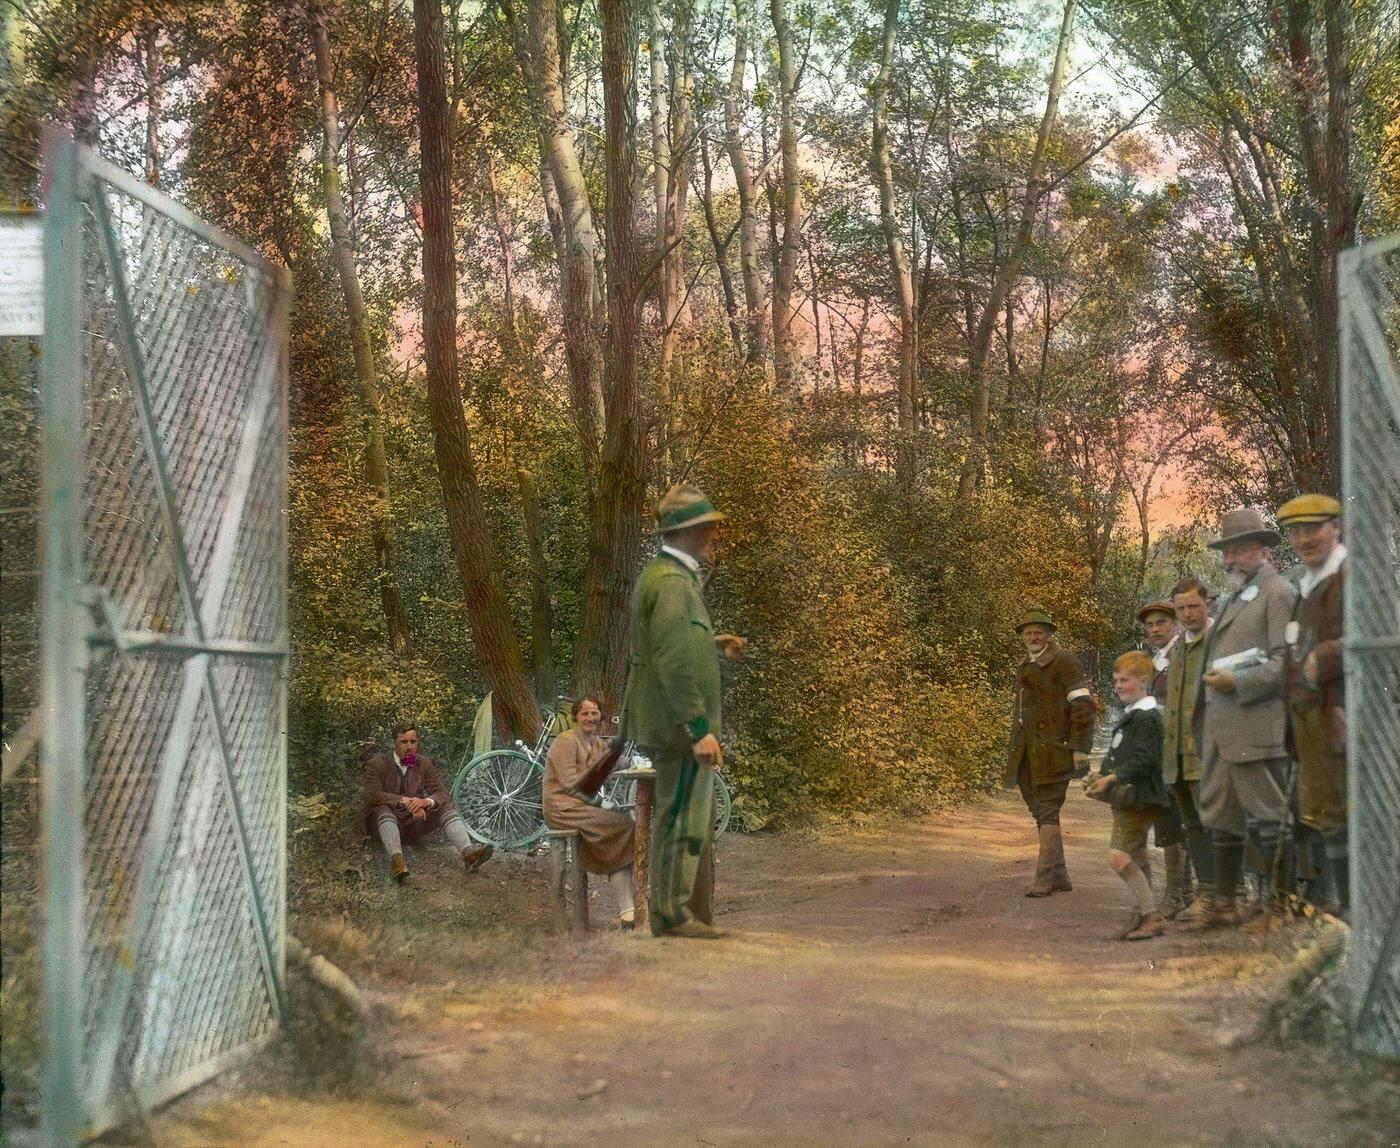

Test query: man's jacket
[1194,562,1297,765]
[624,551,722,754]
[355,751,453,838]
[1287,556,1346,760]
[1161,628,1210,783]
[1005,641,1095,786]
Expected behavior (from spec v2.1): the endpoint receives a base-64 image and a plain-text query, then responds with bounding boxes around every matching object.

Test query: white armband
[1066,688,1091,702]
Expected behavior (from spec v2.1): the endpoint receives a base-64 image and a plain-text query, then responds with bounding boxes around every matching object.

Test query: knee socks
[440,811,474,852]
[376,817,403,857]
[1119,862,1156,916]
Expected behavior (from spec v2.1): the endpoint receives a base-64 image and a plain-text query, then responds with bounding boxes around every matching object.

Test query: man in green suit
[625,484,743,939]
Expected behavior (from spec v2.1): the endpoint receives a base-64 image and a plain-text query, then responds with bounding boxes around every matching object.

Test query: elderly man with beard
[1184,509,1299,932]
[1005,609,1096,898]
[1277,494,1350,915]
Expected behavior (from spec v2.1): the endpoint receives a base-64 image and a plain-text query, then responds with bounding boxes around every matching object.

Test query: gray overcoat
[1193,561,1298,765]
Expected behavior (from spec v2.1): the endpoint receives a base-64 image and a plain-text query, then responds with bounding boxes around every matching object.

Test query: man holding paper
[1185,509,1298,931]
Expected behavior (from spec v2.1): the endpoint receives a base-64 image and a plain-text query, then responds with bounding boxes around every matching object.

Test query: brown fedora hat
[1206,507,1281,550]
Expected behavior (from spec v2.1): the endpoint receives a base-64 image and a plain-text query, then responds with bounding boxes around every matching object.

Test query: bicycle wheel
[452,749,545,851]
[600,768,732,840]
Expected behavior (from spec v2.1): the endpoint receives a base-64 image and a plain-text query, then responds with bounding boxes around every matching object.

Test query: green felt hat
[1014,609,1057,634]
[656,483,726,534]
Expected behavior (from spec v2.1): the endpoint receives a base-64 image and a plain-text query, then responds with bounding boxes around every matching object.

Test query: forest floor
[125,791,1399,1148]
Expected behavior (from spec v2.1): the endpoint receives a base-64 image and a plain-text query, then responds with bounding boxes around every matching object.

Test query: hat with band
[1206,507,1282,550]
[1276,493,1342,527]
[1014,609,1057,634]
[1135,598,1176,623]
[656,483,727,534]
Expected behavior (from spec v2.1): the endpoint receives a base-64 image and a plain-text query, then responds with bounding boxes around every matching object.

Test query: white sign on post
[0,213,45,337]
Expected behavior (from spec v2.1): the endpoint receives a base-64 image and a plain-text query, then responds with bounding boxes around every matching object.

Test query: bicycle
[451,704,733,851]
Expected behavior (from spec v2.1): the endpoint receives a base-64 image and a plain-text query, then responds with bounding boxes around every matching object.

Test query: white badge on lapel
[1111,731,1123,748]
[1285,620,1300,646]
[1239,584,1259,603]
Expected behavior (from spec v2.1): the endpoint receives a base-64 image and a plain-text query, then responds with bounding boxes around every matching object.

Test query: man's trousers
[648,747,717,933]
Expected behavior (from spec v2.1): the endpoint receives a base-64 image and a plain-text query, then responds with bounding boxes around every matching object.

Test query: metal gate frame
[1339,232,1400,1062]
[39,128,290,1144]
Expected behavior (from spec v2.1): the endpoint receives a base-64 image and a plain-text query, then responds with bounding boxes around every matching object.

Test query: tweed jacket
[354,751,453,839]
[1004,640,1096,786]
[1161,626,1210,783]
[1102,700,1170,809]
[1194,561,1298,766]
[623,551,722,754]
[1286,558,1345,713]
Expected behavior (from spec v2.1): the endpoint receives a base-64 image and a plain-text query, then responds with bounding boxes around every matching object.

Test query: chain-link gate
[39,130,290,1144]
[1339,233,1400,1062]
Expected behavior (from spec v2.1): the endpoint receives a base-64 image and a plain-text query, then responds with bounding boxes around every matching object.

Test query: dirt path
[155,793,1396,1148]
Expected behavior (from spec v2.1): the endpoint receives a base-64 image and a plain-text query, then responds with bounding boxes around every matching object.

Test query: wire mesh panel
[1339,234,1400,1062]
[40,131,289,1144]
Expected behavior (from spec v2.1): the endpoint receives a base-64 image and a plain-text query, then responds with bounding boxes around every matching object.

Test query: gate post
[40,127,92,1148]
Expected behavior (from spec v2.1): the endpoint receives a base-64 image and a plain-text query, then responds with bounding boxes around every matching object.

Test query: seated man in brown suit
[356,722,492,883]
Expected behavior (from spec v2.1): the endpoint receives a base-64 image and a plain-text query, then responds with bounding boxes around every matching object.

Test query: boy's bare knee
[1108,849,1132,872]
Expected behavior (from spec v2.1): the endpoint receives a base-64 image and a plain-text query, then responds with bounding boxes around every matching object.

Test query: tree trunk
[310,0,412,656]
[769,0,802,396]
[485,149,518,345]
[872,0,915,491]
[955,0,1075,501]
[572,0,648,710]
[414,0,540,738]
[143,24,161,187]
[698,132,744,356]
[507,0,604,476]
[725,0,768,365]
[517,468,557,705]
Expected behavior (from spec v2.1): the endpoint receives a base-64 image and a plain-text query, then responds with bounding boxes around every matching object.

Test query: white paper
[0,214,44,336]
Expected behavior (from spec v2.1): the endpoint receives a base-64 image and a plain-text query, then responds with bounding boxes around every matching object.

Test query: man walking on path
[625,484,742,939]
[1277,494,1350,915]
[1137,599,1187,915]
[1005,610,1096,897]
[1161,577,1217,923]
[1186,509,1298,932]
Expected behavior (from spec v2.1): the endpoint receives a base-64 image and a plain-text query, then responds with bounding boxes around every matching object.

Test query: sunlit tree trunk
[414,0,539,737]
[872,0,915,491]
[956,0,1074,501]
[572,0,648,709]
[309,0,411,655]
[725,0,768,366]
[770,0,802,396]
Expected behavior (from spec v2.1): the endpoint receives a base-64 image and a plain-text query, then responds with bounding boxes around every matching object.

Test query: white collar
[1126,695,1158,713]
[393,751,407,771]
[660,544,702,576]
[1183,620,1211,646]
[1299,544,1346,598]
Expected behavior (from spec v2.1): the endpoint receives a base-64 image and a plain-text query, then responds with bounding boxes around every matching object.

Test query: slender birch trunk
[309,0,411,655]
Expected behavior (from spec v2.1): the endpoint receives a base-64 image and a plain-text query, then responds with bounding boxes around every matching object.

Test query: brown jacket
[1286,558,1346,757]
[1005,641,1096,786]
[354,751,454,840]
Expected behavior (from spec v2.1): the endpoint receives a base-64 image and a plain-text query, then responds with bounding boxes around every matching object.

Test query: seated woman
[543,695,637,927]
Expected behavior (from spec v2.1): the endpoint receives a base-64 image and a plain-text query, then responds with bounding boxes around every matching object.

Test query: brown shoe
[1125,912,1167,941]
[1178,900,1239,932]
[390,853,409,884]
[656,920,728,940]
[1240,903,1291,935]
[1174,890,1215,924]
[462,843,494,872]
[1111,912,1144,940]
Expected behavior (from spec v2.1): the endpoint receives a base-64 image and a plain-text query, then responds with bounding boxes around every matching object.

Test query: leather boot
[1161,845,1188,918]
[1174,885,1215,924]
[462,843,494,872]
[1025,824,1058,897]
[1050,826,1072,892]
[390,853,409,884]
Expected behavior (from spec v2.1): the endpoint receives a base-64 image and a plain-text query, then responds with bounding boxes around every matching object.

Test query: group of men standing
[1007,495,1351,928]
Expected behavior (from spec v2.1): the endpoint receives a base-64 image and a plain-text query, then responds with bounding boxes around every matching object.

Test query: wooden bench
[546,829,589,931]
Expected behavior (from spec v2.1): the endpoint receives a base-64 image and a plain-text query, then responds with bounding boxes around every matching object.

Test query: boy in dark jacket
[1087,652,1172,940]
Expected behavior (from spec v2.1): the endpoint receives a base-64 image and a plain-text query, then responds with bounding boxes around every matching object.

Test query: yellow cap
[1276,493,1342,526]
